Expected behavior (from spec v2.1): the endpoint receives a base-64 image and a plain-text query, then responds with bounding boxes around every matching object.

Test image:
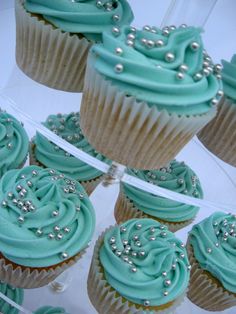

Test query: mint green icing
[222,54,236,101]
[0,110,29,177]
[24,0,133,42]
[33,306,69,314]
[0,165,95,267]
[189,212,236,293]
[123,160,203,222]
[0,282,24,314]
[33,112,110,181]
[91,25,220,114]
[100,218,190,306]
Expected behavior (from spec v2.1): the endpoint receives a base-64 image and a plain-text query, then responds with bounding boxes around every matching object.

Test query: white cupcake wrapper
[114,190,193,233]
[187,242,236,311]
[80,58,216,169]
[87,227,186,314]
[29,142,103,195]
[0,248,86,289]
[198,96,236,167]
[15,0,92,92]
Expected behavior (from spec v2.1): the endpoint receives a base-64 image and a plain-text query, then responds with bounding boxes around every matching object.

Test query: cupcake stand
[1,0,236,313]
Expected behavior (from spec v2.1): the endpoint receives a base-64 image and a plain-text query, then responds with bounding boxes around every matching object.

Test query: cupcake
[115,160,203,232]
[0,165,95,289]
[0,282,24,314]
[187,212,236,311]
[33,306,69,314]
[80,24,221,170]
[198,55,236,167]
[0,109,29,177]
[15,0,133,92]
[88,218,190,313]
[30,112,111,195]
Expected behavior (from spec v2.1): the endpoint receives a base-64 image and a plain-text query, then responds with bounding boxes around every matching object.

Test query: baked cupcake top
[189,212,236,293]
[123,160,203,222]
[0,165,95,268]
[222,54,236,101]
[34,306,69,314]
[0,110,29,177]
[91,25,222,114]
[100,218,190,306]
[33,112,110,181]
[24,0,134,42]
[0,282,24,314]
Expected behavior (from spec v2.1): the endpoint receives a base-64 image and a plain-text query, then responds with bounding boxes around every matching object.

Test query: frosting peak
[0,166,95,267]
[100,218,190,306]
[123,160,203,222]
[189,212,236,293]
[222,54,236,101]
[92,25,221,114]
[24,0,134,41]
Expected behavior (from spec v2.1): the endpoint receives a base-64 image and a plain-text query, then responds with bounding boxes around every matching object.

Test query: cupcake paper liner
[187,242,236,311]
[29,142,103,195]
[87,227,186,314]
[0,248,86,289]
[198,96,236,167]
[15,0,92,92]
[80,59,216,170]
[114,191,193,233]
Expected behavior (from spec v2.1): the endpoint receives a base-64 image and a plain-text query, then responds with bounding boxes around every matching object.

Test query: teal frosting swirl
[33,306,69,314]
[24,0,134,41]
[0,110,29,177]
[0,165,95,267]
[33,112,110,181]
[91,25,220,114]
[222,54,236,101]
[189,212,236,293]
[123,160,203,222]
[100,218,190,306]
[0,282,24,314]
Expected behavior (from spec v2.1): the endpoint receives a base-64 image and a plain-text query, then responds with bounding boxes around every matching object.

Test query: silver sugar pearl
[126,39,134,47]
[32,170,38,176]
[36,229,43,236]
[164,279,171,286]
[52,210,59,217]
[194,73,203,81]
[61,252,68,259]
[162,271,167,277]
[214,64,222,72]
[217,90,224,97]
[149,236,156,241]
[21,206,28,213]
[112,27,120,36]
[57,234,63,240]
[165,52,175,63]
[156,39,164,47]
[127,33,135,40]
[143,25,151,31]
[48,233,55,240]
[54,226,60,233]
[176,72,184,80]
[131,267,137,273]
[163,291,169,296]
[29,205,36,212]
[16,185,22,192]
[146,40,155,49]
[120,226,127,233]
[207,248,212,254]
[139,250,146,257]
[18,216,25,224]
[112,14,120,22]
[115,250,122,257]
[27,181,33,187]
[122,239,128,246]
[190,42,200,51]
[143,300,150,307]
[110,237,116,244]
[131,251,137,257]
[115,47,123,55]
[180,253,185,259]
[114,63,124,73]
[179,64,188,72]
[172,264,176,270]
[2,200,8,207]
[64,227,70,233]
[211,98,218,106]
[136,223,142,229]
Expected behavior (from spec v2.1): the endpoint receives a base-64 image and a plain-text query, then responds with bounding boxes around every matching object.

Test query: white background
[1,0,236,313]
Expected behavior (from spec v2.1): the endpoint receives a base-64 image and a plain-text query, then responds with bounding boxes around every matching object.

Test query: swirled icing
[0,110,29,177]
[189,212,236,293]
[33,306,69,314]
[91,25,221,114]
[24,0,133,41]
[33,112,110,181]
[0,165,95,267]
[0,282,24,314]
[123,160,203,222]
[100,218,190,306]
[222,54,236,101]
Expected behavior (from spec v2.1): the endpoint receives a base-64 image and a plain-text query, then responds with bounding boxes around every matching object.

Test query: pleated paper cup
[0,248,86,289]
[80,56,216,170]
[29,142,103,196]
[114,191,193,233]
[15,0,92,92]
[187,242,236,311]
[198,96,236,167]
[87,228,186,314]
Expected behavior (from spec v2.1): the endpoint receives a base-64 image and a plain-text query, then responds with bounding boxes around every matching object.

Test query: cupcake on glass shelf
[80,24,221,170]
[187,212,236,311]
[15,0,133,92]
[88,218,190,314]
[33,306,69,314]
[0,109,29,177]
[0,165,95,289]
[30,112,111,195]
[115,160,203,232]
[198,55,236,167]
[0,282,24,314]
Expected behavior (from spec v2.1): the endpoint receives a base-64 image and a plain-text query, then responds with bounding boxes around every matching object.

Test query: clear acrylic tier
[1,1,236,313]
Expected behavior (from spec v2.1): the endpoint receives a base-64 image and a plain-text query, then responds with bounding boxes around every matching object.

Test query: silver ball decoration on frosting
[112,27,120,36]
[190,42,200,51]
[114,63,124,73]
[165,52,175,63]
